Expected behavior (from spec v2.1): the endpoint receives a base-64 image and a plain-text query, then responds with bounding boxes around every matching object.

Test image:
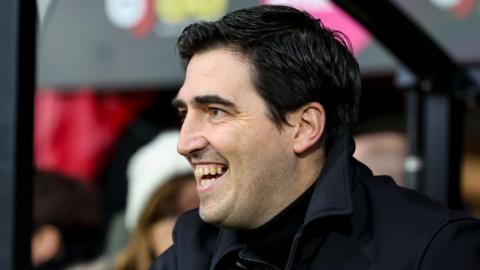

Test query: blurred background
[1,0,479,269]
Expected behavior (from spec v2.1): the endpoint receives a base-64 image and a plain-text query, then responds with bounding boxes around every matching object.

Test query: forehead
[176,48,255,104]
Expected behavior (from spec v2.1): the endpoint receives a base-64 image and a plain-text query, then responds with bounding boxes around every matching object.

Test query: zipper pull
[235,260,249,269]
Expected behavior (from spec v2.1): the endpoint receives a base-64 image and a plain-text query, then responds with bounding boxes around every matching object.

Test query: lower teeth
[201,179,213,187]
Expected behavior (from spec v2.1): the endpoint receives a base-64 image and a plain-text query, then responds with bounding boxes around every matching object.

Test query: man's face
[173,48,301,229]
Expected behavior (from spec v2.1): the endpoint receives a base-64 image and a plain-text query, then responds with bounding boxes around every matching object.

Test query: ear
[290,102,326,155]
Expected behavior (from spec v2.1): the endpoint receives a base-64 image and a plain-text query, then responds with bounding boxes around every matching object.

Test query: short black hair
[177,5,361,147]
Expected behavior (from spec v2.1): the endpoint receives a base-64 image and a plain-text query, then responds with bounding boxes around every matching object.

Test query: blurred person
[115,130,198,270]
[354,131,407,185]
[462,154,480,217]
[33,171,104,270]
[150,5,480,270]
[100,90,180,223]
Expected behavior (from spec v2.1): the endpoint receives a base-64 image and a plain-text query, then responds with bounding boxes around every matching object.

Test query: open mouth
[194,164,228,188]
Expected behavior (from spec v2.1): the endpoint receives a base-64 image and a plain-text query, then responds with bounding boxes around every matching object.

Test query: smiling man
[149,5,480,270]
[171,47,324,230]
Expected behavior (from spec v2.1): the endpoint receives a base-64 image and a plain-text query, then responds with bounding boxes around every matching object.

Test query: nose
[177,113,208,157]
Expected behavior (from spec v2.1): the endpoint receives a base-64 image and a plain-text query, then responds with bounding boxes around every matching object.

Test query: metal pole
[422,92,464,210]
[404,88,423,191]
[0,0,36,269]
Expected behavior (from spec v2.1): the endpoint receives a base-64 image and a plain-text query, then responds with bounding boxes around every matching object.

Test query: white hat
[124,130,192,231]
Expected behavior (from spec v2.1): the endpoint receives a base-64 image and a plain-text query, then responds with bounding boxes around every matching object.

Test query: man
[150,5,480,270]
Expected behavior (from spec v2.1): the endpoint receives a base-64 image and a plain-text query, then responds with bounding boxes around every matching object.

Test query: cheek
[207,118,291,166]
[242,129,290,174]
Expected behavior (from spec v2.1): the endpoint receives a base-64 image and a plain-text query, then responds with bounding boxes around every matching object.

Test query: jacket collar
[210,131,357,269]
[305,130,356,223]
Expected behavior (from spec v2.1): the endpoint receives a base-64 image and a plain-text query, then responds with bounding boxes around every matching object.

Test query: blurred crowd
[33,129,198,270]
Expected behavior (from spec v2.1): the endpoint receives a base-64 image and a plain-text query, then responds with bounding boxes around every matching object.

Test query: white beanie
[124,130,192,231]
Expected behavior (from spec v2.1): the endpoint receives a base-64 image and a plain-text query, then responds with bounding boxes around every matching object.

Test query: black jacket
[150,133,480,270]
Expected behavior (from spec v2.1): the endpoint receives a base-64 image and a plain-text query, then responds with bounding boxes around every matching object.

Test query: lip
[192,161,228,166]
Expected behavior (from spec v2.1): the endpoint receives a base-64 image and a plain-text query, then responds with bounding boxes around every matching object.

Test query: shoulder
[358,171,480,267]
[149,209,219,270]
[418,218,480,269]
[360,172,472,226]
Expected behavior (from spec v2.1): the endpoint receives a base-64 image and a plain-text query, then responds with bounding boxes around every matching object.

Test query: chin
[199,208,233,228]
[201,211,257,230]
[199,207,221,224]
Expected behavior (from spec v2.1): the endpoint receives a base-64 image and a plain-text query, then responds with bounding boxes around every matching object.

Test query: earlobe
[292,103,326,154]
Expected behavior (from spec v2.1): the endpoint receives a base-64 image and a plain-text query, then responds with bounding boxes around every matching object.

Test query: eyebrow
[172,94,237,110]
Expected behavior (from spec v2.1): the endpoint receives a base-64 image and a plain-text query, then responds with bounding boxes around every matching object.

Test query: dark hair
[177,5,361,147]
[34,170,104,266]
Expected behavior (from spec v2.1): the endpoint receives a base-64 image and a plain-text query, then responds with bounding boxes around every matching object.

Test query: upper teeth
[195,166,223,177]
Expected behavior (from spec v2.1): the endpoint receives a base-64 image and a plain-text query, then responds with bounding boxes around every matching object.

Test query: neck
[295,150,325,192]
[237,183,316,267]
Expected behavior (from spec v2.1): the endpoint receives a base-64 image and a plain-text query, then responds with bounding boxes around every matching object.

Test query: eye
[208,107,227,119]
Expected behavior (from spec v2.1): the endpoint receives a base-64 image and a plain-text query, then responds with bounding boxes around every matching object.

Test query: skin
[150,217,176,256]
[173,48,325,229]
[31,225,62,266]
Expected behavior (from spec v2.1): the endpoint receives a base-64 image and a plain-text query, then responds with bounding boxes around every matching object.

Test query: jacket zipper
[238,254,281,270]
[284,226,305,270]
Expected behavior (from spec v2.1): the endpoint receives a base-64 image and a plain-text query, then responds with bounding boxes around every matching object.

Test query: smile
[194,164,228,189]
